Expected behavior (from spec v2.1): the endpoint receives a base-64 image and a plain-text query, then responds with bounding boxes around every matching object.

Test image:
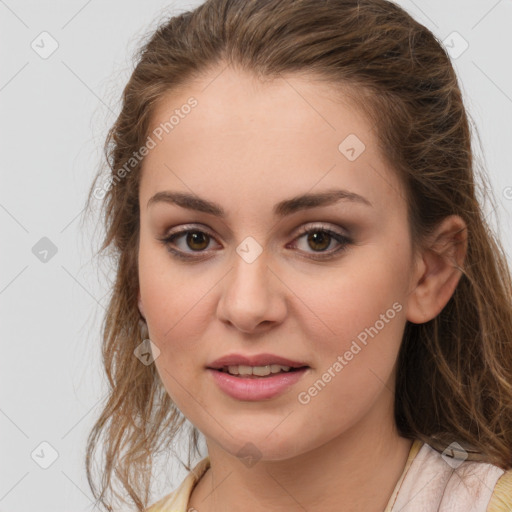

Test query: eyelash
[157,223,352,262]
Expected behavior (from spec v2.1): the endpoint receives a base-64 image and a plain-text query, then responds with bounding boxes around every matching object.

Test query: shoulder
[487,468,512,512]
[391,441,510,511]
[146,456,210,512]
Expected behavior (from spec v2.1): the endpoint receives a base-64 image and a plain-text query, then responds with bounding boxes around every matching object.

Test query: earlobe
[405,215,468,325]
[138,292,146,320]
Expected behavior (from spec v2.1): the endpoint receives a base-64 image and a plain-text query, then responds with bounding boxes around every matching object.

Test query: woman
[85,0,512,510]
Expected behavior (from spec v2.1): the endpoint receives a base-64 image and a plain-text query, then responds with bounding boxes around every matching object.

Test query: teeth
[223,364,292,376]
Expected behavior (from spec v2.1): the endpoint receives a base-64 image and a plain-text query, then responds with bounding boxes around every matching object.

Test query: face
[137,66,419,461]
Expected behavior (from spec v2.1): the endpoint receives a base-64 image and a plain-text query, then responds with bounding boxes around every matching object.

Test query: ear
[405,215,468,324]
[138,291,146,320]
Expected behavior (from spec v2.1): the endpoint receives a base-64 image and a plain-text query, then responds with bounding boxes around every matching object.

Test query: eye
[288,223,352,260]
[157,223,352,261]
[157,225,220,261]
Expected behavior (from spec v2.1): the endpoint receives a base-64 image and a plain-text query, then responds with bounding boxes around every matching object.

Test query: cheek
[138,251,210,408]
[138,240,218,367]
[289,273,406,440]
[293,248,408,394]
[301,252,406,340]
[139,242,185,346]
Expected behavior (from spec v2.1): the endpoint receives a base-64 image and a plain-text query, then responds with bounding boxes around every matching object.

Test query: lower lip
[207,368,309,401]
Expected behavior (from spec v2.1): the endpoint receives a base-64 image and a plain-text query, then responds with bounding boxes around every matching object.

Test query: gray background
[1,1,511,511]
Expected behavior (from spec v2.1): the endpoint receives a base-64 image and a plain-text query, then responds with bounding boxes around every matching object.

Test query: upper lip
[207,353,309,369]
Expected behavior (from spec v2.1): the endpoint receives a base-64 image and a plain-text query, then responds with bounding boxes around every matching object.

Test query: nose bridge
[216,245,285,332]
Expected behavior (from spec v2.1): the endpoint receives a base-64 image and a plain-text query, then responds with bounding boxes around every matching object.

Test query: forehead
[140,66,405,216]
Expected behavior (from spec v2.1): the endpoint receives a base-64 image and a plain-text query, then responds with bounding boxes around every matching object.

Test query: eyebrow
[147,188,373,217]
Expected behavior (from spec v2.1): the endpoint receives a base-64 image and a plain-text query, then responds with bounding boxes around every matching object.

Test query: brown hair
[84,0,512,509]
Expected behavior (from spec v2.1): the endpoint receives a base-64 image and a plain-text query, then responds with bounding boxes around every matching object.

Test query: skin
[137,65,467,512]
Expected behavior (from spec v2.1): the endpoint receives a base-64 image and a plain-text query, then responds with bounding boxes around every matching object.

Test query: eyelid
[160,221,347,242]
[162,223,219,241]
[158,221,352,260]
[293,222,348,239]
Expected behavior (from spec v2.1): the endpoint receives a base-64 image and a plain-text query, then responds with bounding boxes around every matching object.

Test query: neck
[188,400,414,512]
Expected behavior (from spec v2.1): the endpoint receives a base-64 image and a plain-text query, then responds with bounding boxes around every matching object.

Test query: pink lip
[207,352,308,369]
[207,367,309,401]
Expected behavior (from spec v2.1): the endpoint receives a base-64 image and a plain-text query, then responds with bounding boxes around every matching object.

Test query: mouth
[207,365,310,401]
[207,352,310,375]
[211,364,310,378]
[206,354,311,399]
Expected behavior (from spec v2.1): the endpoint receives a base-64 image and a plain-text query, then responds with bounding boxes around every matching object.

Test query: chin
[208,427,306,463]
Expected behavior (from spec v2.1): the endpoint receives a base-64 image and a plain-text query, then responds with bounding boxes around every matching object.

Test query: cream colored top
[147,440,512,511]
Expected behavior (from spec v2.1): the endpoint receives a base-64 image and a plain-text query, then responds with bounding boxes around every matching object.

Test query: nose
[216,251,287,334]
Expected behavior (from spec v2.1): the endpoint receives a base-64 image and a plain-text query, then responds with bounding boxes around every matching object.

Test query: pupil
[308,231,330,251]
[187,232,209,250]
